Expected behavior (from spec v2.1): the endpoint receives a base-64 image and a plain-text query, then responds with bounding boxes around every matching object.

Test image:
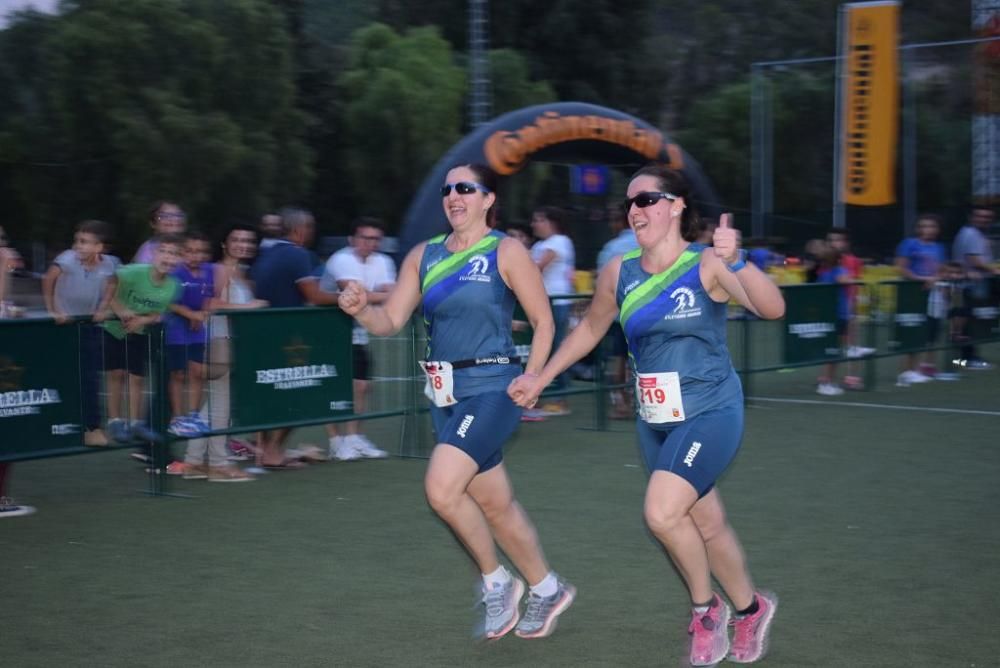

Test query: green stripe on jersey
[619,248,701,325]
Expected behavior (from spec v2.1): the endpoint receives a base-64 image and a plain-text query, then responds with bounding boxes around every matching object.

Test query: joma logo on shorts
[683,441,702,467]
[457,414,475,438]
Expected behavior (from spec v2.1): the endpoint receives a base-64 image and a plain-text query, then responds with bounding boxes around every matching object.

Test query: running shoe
[348,434,389,459]
[514,576,576,639]
[689,594,731,667]
[480,576,525,640]
[729,590,778,663]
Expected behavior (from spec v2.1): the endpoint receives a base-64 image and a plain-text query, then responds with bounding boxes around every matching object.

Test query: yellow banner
[840,1,900,205]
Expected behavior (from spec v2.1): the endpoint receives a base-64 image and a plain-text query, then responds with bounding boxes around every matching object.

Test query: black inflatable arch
[398,102,720,256]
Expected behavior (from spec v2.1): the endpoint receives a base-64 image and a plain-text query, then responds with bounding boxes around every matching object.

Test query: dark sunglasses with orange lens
[622,191,677,212]
[440,181,491,197]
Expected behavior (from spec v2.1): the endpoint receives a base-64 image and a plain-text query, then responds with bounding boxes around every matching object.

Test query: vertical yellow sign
[840,1,900,205]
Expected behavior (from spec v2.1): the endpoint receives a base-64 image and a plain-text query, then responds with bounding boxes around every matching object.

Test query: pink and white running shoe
[689,594,731,666]
[729,590,778,663]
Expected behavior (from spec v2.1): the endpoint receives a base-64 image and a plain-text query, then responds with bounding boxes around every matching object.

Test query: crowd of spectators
[0,202,997,518]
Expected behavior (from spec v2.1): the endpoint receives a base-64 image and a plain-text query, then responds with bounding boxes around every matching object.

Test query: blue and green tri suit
[617,243,744,496]
[419,230,522,471]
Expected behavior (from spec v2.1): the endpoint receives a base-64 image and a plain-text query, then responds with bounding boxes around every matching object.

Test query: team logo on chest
[460,254,492,283]
[664,286,702,320]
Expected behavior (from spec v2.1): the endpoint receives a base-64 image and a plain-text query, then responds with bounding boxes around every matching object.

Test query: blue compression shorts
[430,391,522,473]
[635,405,744,498]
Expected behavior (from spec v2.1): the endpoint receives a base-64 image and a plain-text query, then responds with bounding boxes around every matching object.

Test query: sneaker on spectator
[348,434,388,459]
[84,428,109,447]
[227,438,254,461]
[816,382,844,396]
[729,590,777,664]
[688,594,731,667]
[107,419,131,443]
[208,466,254,482]
[520,409,547,422]
[329,436,361,461]
[536,402,571,417]
[168,416,199,437]
[842,375,864,390]
[129,422,163,443]
[0,501,36,518]
[899,370,931,385]
[186,412,211,435]
[514,576,576,639]
[480,576,525,640]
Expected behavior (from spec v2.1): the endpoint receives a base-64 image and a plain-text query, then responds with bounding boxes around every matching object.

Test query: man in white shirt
[320,218,397,459]
[951,207,998,369]
[530,206,575,416]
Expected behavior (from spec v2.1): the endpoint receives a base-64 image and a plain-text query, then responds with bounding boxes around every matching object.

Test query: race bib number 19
[419,361,457,407]
[636,371,685,424]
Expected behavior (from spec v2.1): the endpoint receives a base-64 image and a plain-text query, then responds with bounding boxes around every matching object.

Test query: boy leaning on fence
[41,220,120,446]
[102,234,183,445]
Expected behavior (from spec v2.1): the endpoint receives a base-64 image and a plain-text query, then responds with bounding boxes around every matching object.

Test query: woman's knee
[644,498,688,536]
[424,474,462,518]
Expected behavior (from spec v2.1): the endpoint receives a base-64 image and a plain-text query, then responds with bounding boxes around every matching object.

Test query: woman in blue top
[510,165,785,666]
[338,164,575,641]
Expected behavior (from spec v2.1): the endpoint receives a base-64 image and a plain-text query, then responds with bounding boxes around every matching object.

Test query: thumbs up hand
[712,213,741,265]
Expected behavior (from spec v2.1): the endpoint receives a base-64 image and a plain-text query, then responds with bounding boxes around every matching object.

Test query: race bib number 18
[419,361,457,407]
[636,371,685,424]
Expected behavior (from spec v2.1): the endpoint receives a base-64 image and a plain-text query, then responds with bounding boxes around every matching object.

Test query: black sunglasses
[440,181,491,197]
[622,191,677,212]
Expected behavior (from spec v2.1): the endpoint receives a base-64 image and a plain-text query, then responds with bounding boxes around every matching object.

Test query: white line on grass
[751,397,1000,417]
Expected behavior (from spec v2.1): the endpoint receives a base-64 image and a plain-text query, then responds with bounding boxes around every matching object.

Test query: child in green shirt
[103,234,183,443]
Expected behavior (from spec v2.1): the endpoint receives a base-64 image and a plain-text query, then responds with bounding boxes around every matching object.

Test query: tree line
[0,0,976,256]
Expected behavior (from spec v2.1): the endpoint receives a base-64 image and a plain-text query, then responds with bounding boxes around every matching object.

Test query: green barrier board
[782,284,841,364]
[228,308,353,429]
[0,320,84,459]
[891,281,930,353]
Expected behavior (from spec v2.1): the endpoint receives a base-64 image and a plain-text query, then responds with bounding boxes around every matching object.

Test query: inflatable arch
[398,102,720,255]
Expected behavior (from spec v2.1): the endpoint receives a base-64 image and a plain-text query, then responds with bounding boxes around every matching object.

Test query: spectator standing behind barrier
[173,223,266,482]
[0,225,24,317]
[133,201,186,263]
[339,164,576,640]
[812,241,851,396]
[258,212,283,252]
[596,205,639,420]
[509,165,784,666]
[951,206,998,369]
[248,207,339,469]
[1,227,33,518]
[103,235,183,445]
[319,217,394,461]
[164,231,214,439]
[41,220,120,446]
[894,214,947,384]
[826,228,869,386]
[530,205,575,416]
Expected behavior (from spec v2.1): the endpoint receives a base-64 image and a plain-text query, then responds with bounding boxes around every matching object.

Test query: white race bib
[636,372,685,423]
[419,361,457,407]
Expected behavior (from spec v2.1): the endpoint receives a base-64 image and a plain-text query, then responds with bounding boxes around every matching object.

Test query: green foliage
[0,0,312,252]
[488,48,556,115]
[337,23,465,223]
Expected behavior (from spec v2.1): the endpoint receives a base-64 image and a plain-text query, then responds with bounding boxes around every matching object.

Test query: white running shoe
[816,382,844,396]
[347,434,389,459]
[329,436,361,461]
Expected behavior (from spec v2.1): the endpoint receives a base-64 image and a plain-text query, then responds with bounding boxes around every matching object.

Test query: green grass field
[3,346,999,667]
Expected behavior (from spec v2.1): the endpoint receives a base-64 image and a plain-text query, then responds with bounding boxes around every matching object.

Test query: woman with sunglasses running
[509,164,784,666]
[338,163,575,640]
